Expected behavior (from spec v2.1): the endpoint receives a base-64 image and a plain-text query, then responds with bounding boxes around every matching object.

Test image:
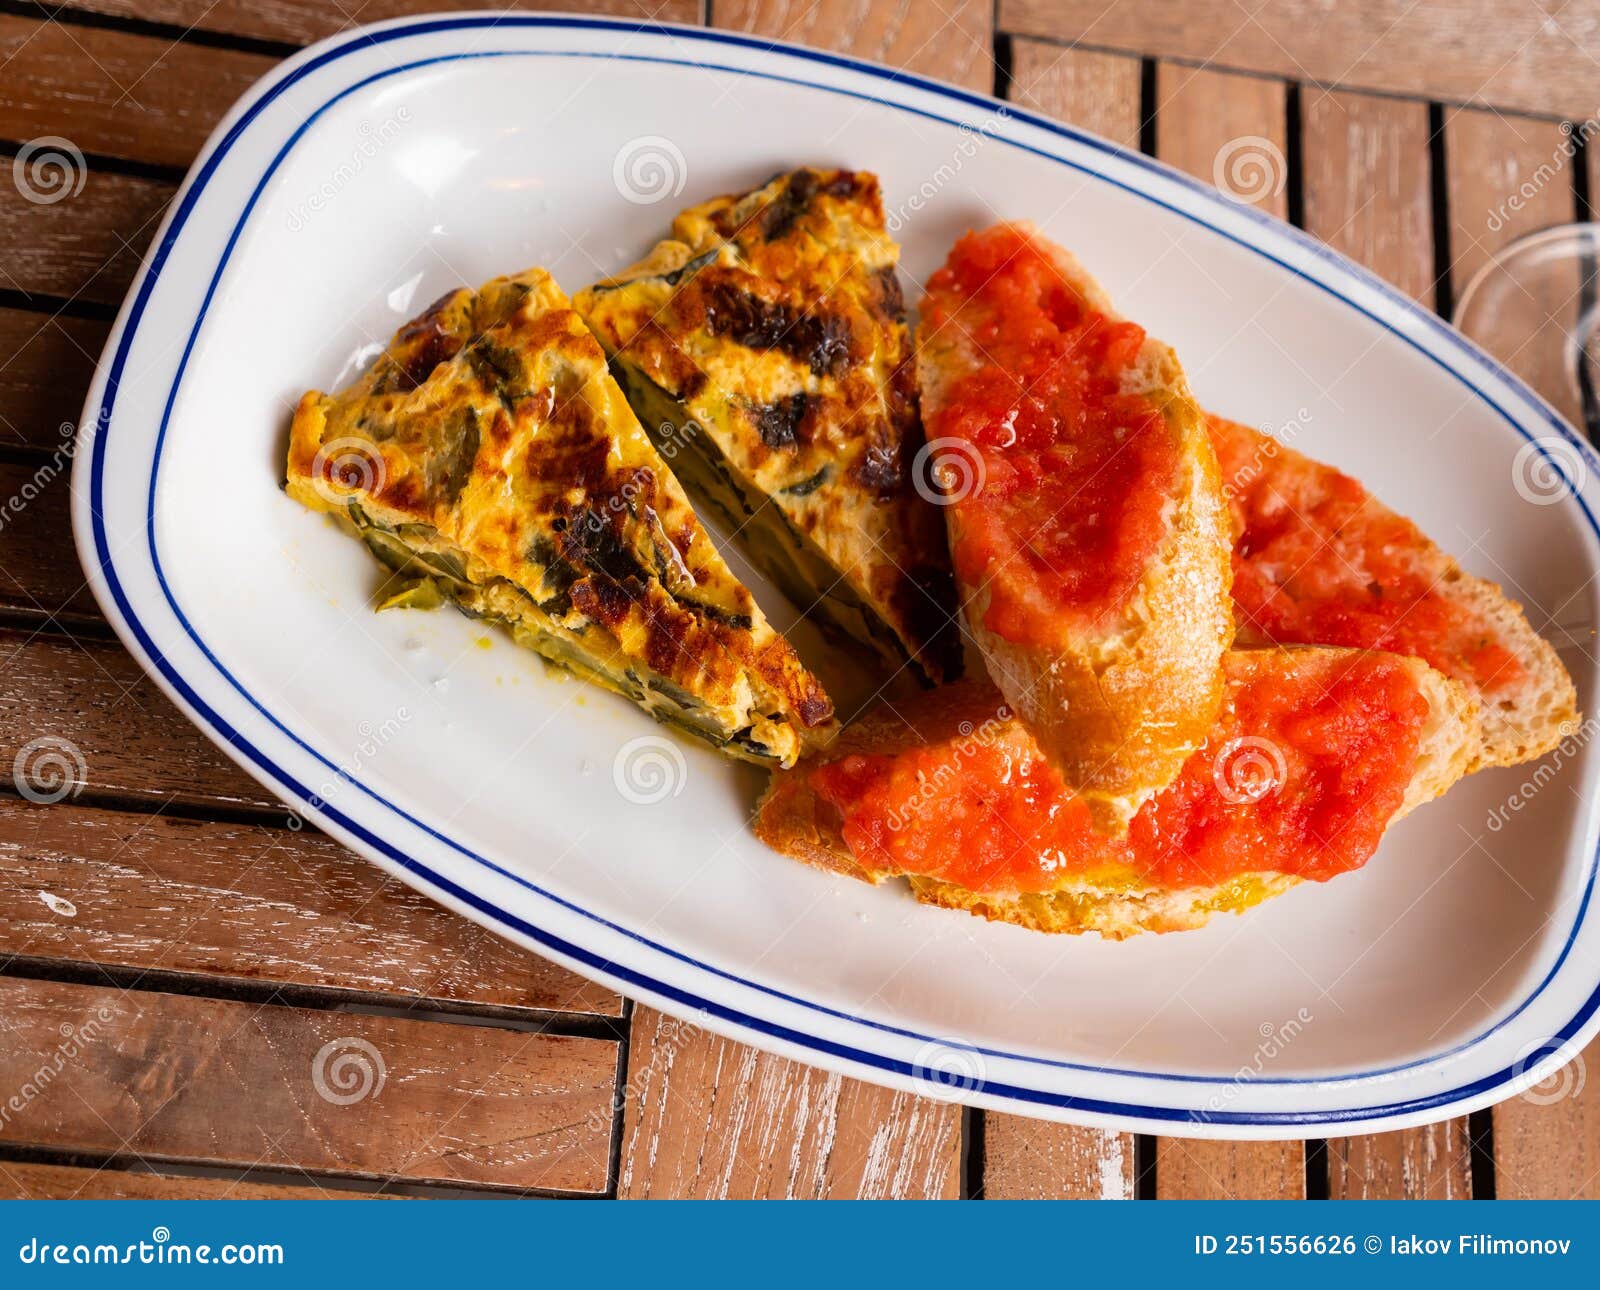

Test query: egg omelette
[285,267,835,767]
[575,168,961,687]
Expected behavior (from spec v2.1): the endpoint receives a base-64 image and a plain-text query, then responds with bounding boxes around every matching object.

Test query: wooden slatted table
[1,0,1594,1199]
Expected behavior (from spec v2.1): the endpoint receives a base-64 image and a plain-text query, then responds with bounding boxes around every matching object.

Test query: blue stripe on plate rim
[77,13,1600,1126]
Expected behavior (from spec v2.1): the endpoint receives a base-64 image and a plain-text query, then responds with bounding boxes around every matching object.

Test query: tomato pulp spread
[1212,416,1523,694]
[808,652,1429,892]
[921,224,1178,644]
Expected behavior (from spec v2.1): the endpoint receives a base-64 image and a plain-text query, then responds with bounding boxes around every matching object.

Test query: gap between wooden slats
[610,0,994,1199]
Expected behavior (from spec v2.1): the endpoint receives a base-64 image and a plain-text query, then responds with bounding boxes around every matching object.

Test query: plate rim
[70,10,1600,1137]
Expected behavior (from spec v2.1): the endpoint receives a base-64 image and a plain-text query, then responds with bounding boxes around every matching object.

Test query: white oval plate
[73,12,1600,1138]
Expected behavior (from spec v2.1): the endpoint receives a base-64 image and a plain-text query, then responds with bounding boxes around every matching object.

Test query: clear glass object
[1452,223,1600,439]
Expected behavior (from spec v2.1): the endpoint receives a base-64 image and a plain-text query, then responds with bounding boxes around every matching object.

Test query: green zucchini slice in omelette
[286,267,835,767]
[575,168,962,686]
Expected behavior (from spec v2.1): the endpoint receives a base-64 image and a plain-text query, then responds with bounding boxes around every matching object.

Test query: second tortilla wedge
[576,168,963,688]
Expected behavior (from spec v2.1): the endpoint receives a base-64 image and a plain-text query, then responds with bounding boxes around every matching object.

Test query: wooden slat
[1494,1059,1600,1199]
[0,796,620,1016]
[1154,63,1288,220]
[1302,89,1433,302]
[0,170,172,306]
[0,458,99,621]
[0,1159,377,1199]
[1328,1124,1472,1199]
[1447,109,1577,288]
[1157,1138,1306,1199]
[56,0,700,48]
[1150,63,1301,1199]
[0,17,271,170]
[617,1007,959,1198]
[1445,107,1580,424]
[714,0,994,92]
[0,309,109,454]
[1000,0,1600,118]
[982,1114,1134,1198]
[1301,88,1475,1199]
[1008,38,1141,148]
[0,976,616,1191]
[608,0,983,1201]
[0,631,279,811]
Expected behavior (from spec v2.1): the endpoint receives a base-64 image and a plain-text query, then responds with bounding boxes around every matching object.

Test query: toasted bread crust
[1211,414,1578,771]
[918,225,1232,832]
[908,873,1300,939]
[754,648,1479,937]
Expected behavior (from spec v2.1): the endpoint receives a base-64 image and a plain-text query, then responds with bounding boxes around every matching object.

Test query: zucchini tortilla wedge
[575,167,962,687]
[918,222,1233,834]
[286,267,835,768]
